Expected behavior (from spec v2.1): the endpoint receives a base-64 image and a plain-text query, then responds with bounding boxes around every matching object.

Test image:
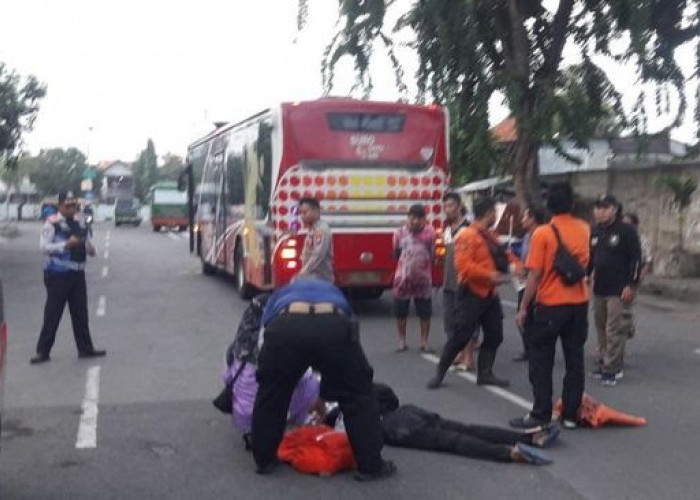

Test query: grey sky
[0,0,696,164]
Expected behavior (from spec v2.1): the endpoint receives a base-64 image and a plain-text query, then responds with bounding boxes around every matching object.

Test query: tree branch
[538,0,575,81]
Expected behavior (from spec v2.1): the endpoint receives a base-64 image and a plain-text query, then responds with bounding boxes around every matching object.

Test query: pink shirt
[392,224,435,299]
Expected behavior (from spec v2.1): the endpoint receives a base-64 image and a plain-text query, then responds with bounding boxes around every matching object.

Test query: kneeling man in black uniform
[251,278,395,481]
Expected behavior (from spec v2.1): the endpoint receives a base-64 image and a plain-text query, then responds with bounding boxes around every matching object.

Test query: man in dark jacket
[590,195,642,386]
[328,383,559,465]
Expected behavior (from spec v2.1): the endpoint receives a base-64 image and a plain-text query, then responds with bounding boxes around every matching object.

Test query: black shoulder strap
[231,360,247,385]
[550,223,563,245]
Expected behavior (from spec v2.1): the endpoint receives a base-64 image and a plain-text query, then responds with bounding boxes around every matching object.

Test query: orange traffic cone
[555,394,647,428]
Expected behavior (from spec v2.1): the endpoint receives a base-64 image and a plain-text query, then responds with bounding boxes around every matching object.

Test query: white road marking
[105,230,111,241]
[421,353,532,411]
[167,232,179,241]
[694,348,700,356]
[76,366,101,449]
[501,300,518,309]
[103,250,109,259]
[105,240,110,249]
[180,232,189,240]
[101,266,108,278]
[96,296,106,317]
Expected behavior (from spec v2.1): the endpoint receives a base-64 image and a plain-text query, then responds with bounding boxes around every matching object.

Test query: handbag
[550,224,586,285]
[477,228,510,274]
[212,360,247,414]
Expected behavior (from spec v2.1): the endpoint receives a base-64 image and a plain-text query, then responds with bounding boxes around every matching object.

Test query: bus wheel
[235,244,255,300]
[178,225,187,232]
[201,257,216,275]
[153,225,160,232]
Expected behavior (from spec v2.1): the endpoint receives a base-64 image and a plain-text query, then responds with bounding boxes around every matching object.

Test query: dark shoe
[394,345,408,353]
[510,413,549,430]
[354,460,397,482]
[600,372,617,387]
[531,422,561,448]
[426,374,444,389]
[420,346,435,354]
[476,373,510,388]
[78,349,106,359]
[255,460,278,475]
[30,354,50,365]
[512,443,552,465]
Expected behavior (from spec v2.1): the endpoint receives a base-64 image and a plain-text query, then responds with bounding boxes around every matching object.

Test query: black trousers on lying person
[528,303,589,422]
[252,312,384,474]
[382,405,530,462]
[36,271,96,357]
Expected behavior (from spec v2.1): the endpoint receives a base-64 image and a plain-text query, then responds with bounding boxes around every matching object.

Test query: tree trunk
[511,130,542,209]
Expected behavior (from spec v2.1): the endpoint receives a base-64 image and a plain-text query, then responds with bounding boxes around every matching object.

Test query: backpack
[550,224,586,286]
[476,228,510,274]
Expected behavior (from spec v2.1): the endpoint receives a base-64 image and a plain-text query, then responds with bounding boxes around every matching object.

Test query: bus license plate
[346,271,381,285]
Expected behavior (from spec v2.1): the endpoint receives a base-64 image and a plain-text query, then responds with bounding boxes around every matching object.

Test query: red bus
[187,98,449,299]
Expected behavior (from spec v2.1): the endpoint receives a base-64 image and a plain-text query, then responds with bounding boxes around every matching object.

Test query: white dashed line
[103,250,109,259]
[104,240,110,249]
[96,296,106,317]
[167,232,179,241]
[101,266,108,278]
[694,348,700,356]
[421,353,533,411]
[105,230,111,241]
[76,366,101,449]
[501,300,518,309]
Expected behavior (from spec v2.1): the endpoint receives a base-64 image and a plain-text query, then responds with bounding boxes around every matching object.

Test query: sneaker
[354,459,397,482]
[560,418,577,430]
[531,422,561,448]
[509,413,549,430]
[615,370,624,380]
[601,373,617,387]
[512,443,552,465]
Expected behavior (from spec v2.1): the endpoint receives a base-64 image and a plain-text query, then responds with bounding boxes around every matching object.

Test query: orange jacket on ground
[277,425,356,475]
[454,224,520,298]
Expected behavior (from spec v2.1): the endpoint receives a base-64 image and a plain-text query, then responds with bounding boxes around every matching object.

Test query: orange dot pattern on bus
[270,167,448,234]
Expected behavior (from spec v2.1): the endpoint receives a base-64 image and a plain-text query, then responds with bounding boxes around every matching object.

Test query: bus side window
[256,120,273,219]
[227,136,246,208]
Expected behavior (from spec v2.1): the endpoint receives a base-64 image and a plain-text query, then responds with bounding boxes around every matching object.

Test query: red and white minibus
[187,98,449,299]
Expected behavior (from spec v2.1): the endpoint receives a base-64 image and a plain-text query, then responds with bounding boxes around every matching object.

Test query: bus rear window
[326,113,405,133]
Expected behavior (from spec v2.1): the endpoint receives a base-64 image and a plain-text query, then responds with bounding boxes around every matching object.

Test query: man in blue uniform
[30,191,106,364]
[251,279,395,481]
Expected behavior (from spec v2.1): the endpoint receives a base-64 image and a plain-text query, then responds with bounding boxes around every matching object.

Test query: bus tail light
[286,261,298,269]
[280,248,297,260]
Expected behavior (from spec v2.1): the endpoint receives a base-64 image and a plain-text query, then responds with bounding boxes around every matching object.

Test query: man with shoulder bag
[427,196,522,389]
[510,182,590,430]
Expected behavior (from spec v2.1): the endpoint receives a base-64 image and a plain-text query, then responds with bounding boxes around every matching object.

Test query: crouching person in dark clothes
[251,279,396,481]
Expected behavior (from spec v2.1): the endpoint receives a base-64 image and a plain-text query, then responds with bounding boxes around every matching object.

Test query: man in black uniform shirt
[590,194,641,386]
[251,279,395,481]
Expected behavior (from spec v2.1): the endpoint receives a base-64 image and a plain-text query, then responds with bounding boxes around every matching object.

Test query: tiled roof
[491,117,517,143]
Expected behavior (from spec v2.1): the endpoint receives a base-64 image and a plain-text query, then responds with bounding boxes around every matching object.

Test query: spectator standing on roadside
[295,197,334,282]
[441,193,474,371]
[510,182,590,430]
[512,205,549,362]
[589,195,642,387]
[392,204,436,352]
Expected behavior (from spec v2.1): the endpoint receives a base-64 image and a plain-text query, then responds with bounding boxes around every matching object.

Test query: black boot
[427,357,451,389]
[477,348,510,388]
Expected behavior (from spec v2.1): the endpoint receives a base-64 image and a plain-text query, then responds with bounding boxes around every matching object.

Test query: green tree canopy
[304,0,700,206]
[0,62,46,168]
[133,139,158,201]
[30,148,90,196]
[157,153,184,182]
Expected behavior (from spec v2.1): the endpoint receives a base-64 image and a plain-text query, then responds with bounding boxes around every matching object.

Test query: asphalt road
[1,220,699,499]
